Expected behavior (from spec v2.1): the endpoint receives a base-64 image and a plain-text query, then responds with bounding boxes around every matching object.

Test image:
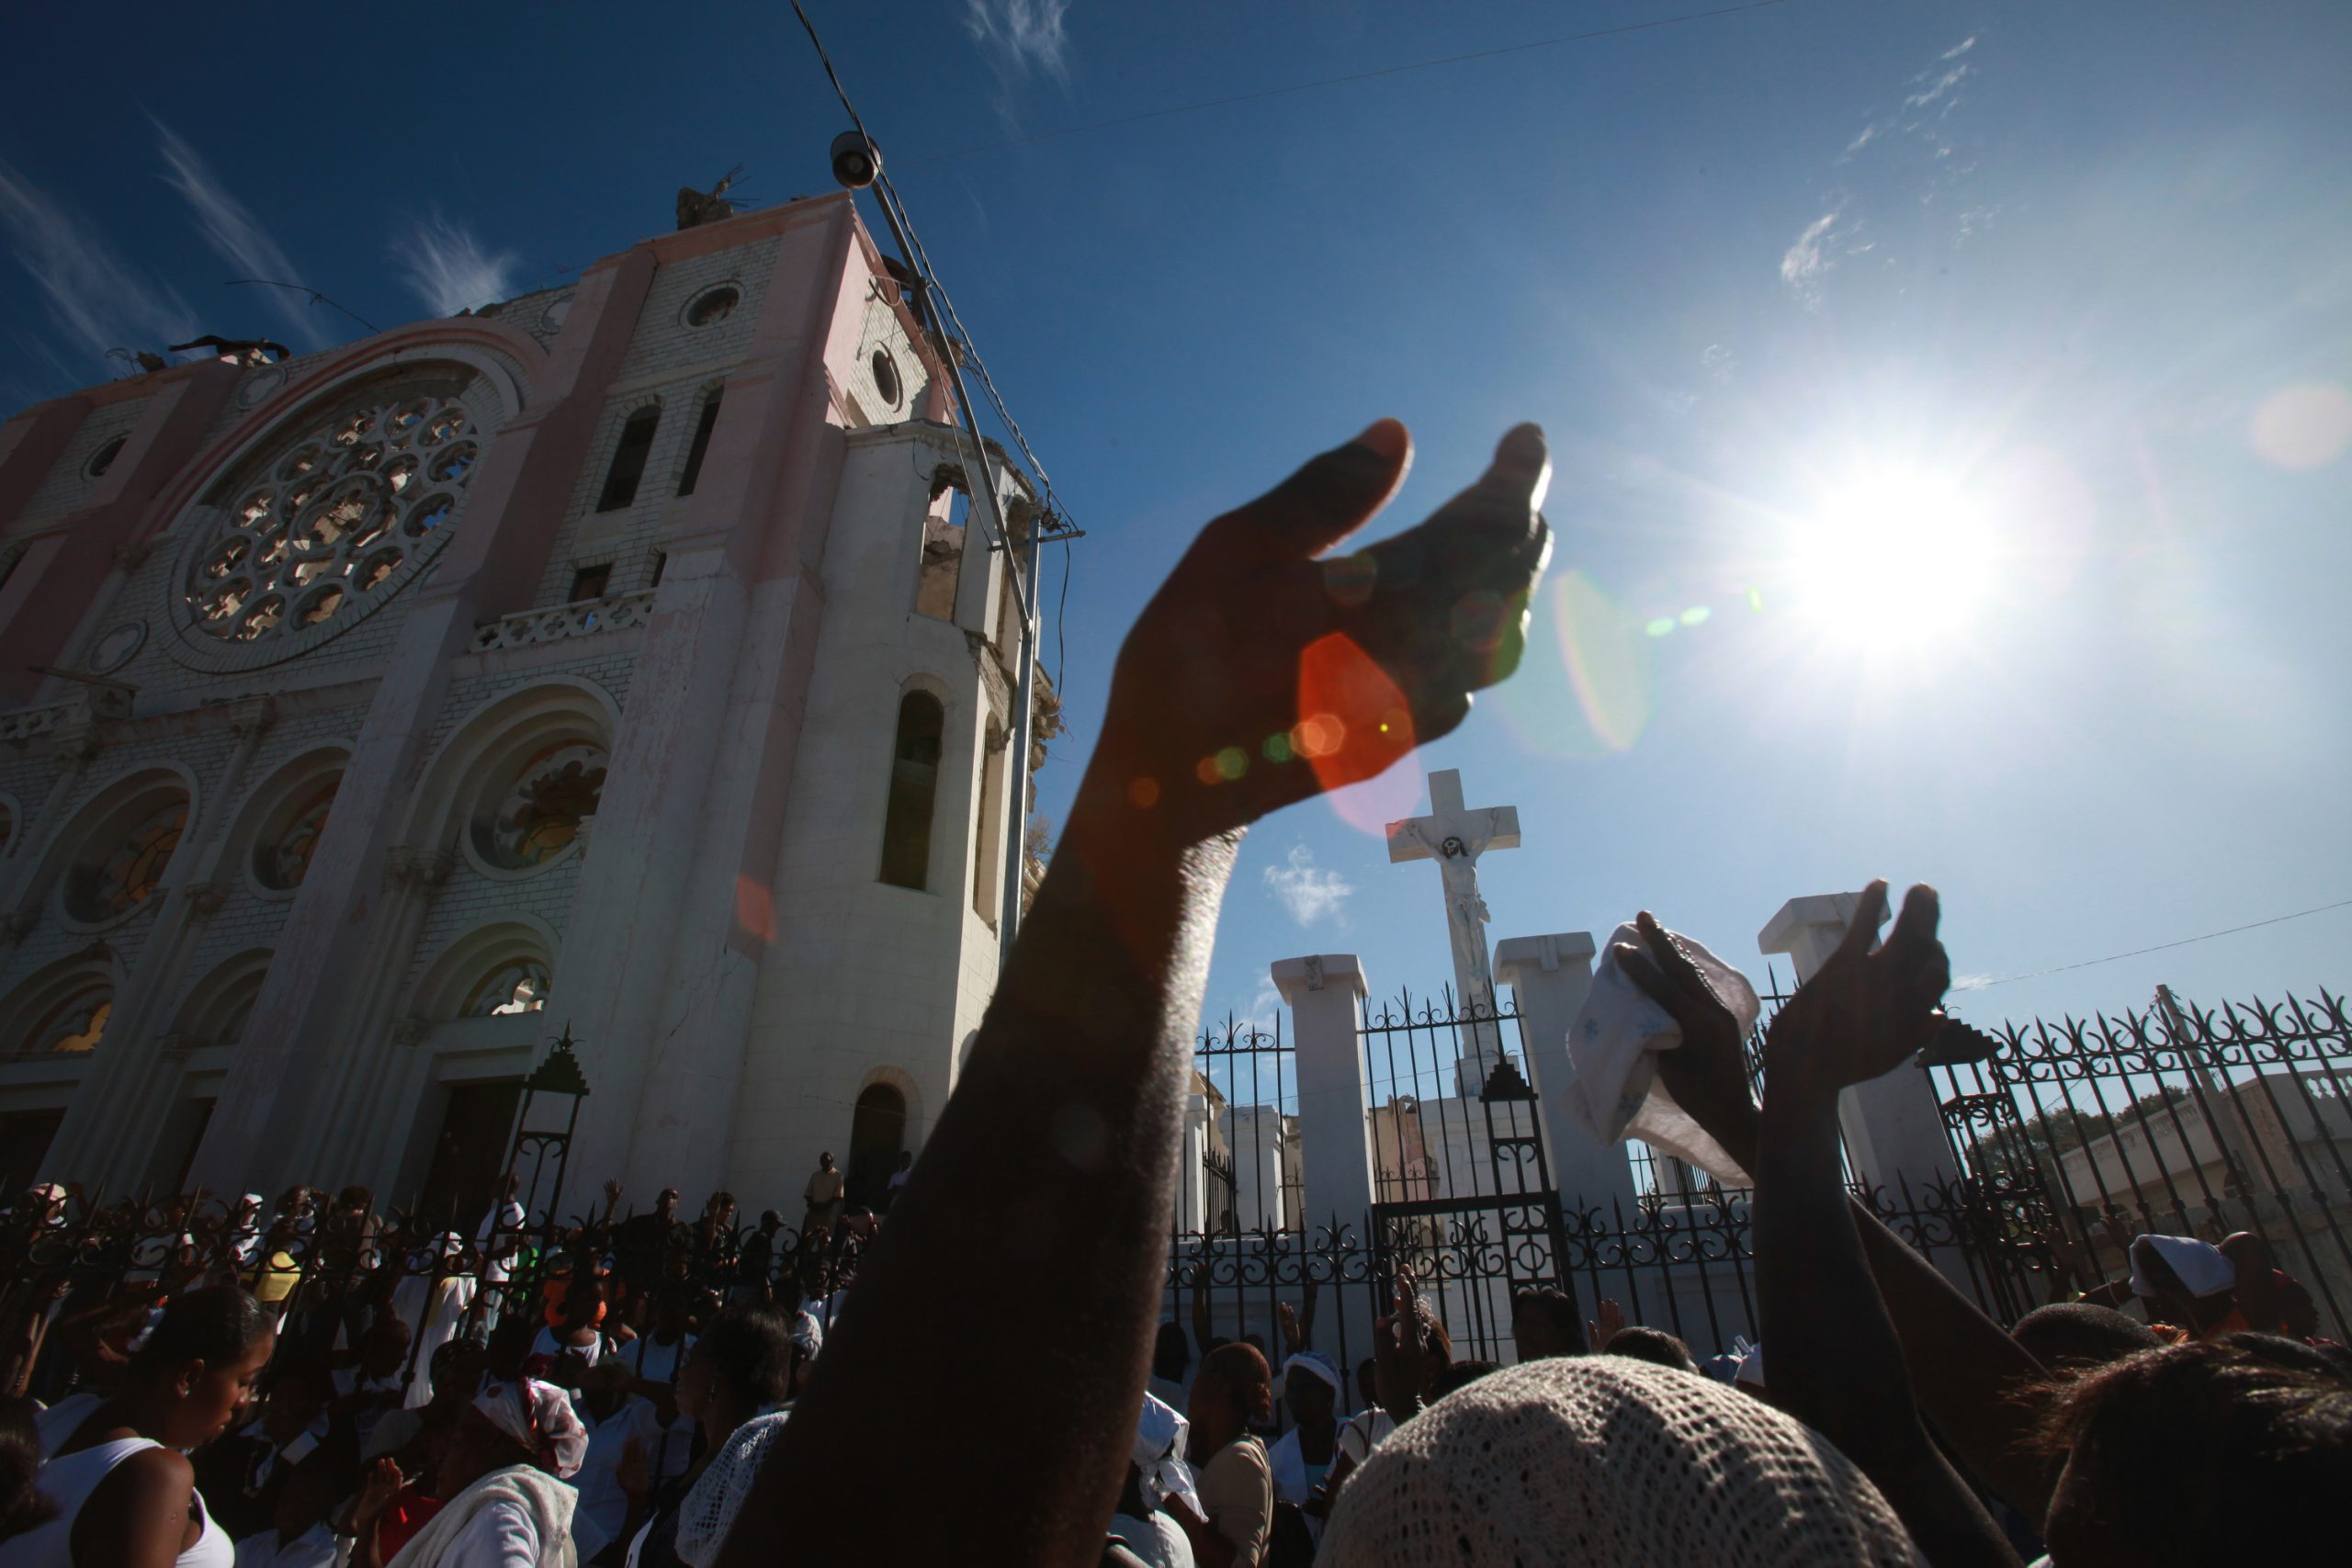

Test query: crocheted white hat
[673,1410,792,1568]
[1321,1356,1923,1566]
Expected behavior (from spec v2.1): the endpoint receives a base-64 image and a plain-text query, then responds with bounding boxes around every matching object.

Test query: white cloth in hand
[1560,921,1757,1187]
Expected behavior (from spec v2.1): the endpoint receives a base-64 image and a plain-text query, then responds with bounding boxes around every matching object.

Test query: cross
[1385,769,1521,1097]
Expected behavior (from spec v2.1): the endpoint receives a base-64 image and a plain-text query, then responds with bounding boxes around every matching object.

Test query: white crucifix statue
[1385,768,1521,1098]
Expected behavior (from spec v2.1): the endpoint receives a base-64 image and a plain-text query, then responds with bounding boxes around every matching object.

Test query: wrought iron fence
[1928,983,2352,1339]
[1158,973,2352,1422]
[0,1186,872,1408]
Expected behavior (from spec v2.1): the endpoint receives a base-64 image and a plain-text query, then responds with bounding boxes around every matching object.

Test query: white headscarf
[472,1378,589,1479]
[1134,1392,1193,1513]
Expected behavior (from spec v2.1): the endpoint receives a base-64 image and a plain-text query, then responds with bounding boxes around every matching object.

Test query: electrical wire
[899,0,1790,170]
[1957,897,2352,990]
[223,279,379,334]
[787,2,1074,544]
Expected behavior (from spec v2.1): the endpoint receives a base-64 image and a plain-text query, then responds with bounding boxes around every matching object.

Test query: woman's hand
[1618,910,1761,1172]
[1762,881,1951,1095]
[1081,421,1550,849]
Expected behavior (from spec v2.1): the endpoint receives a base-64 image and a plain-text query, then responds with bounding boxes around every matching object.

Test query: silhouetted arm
[713,421,1551,1568]
[1753,883,2017,1568]
[1625,913,2053,1522]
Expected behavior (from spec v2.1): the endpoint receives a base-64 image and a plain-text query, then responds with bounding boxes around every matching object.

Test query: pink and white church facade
[0,193,1044,1219]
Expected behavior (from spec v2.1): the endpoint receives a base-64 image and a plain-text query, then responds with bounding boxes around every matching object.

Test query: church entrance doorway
[418,1078,523,1232]
[0,1106,65,1192]
[141,1098,215,1196]
[845,1083,907,1210]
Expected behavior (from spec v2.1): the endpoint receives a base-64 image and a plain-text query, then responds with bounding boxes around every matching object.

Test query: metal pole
[998,519,1042,956]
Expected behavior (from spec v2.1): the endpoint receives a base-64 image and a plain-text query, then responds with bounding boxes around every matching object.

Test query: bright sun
[1783,466,2000,649]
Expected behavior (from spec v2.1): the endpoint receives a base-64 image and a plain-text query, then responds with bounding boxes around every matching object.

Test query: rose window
[172,374,488,667]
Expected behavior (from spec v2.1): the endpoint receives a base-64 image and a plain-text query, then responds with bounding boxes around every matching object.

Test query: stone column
[1273,952,1378,1375]
[1758,894,1959,1195]
[1492,931,1638,1218]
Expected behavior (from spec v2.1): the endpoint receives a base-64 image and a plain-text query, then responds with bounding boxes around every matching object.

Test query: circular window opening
[85,436,128,479]
[472,740,609,871]
[255,778,339,890]
[65,796,188,922]
[871,347,902,410]
[685,286,741,329]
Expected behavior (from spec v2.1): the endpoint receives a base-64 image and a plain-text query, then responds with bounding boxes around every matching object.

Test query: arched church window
[75,800,187,920]
[595,406,662,513]
[878,692,944,890]
[676,389,723,498]
[30,989,110,1055]
[479,743,607,870]
[463,960,550,1018]
[257,781,338,890]
[0,803,12,853]
[179,378,483,654]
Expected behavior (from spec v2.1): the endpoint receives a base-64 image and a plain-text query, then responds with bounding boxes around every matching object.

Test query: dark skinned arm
[1750,882,2017,1567]
[712,420,1552,1567]
[1623,909,2056,1523]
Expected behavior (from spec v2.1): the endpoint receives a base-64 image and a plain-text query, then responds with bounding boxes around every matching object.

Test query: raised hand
[1586,1296,1625,1352]
[1277,1300,1303,1357]
[1763,881,1951,1092]
[1618,910,1760,1171]
[1086,421,1550,845]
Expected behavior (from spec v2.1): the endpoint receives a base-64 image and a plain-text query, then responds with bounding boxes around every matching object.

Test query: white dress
[0,1437,234,1567]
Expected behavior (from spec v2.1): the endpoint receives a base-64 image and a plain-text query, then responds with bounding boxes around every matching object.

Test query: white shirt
[33,1392,102,1459]
[478,1201,526,1285]
[231,1521,341,1568]
[622,1330,695,1387]
[437,1494,543,1568]
[571,1397,658,1549]
[1110,1511,1196,1568]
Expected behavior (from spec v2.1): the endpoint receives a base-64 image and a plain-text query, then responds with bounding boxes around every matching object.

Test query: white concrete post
[1758,894,1959,1196]
[1274,954,1376,1236]
[1493,931,1639,1219]
[1273,953,1378,1378]
[1178,1094,1209,1235]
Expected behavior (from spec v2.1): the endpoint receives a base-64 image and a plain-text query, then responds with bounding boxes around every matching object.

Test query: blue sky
[4,1,2348,1043]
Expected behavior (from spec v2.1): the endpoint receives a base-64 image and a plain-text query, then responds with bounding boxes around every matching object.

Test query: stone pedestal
[1493,931,1638,1219]
[1273,953,1378,1369]
[1758,894,1959,1196]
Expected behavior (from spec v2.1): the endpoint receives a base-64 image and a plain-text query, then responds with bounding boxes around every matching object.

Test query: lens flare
[1493,570,1654,758]
[2250,383,2352,470]
[1296,632,1422,834]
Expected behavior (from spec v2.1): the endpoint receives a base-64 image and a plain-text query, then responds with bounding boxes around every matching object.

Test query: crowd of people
[1,421,2346,1563]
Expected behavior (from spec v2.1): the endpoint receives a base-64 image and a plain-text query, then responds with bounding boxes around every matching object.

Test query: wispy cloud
[1951,972,1996,992]
[391,212,519,316]
[0,157,195,373]
[1903,62,1973,115]
[1837,36,1979,164]
[1778,205,1862,306]
[963,0,1073,82]
[153,120,327,350]
[1263,842,1353,928]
